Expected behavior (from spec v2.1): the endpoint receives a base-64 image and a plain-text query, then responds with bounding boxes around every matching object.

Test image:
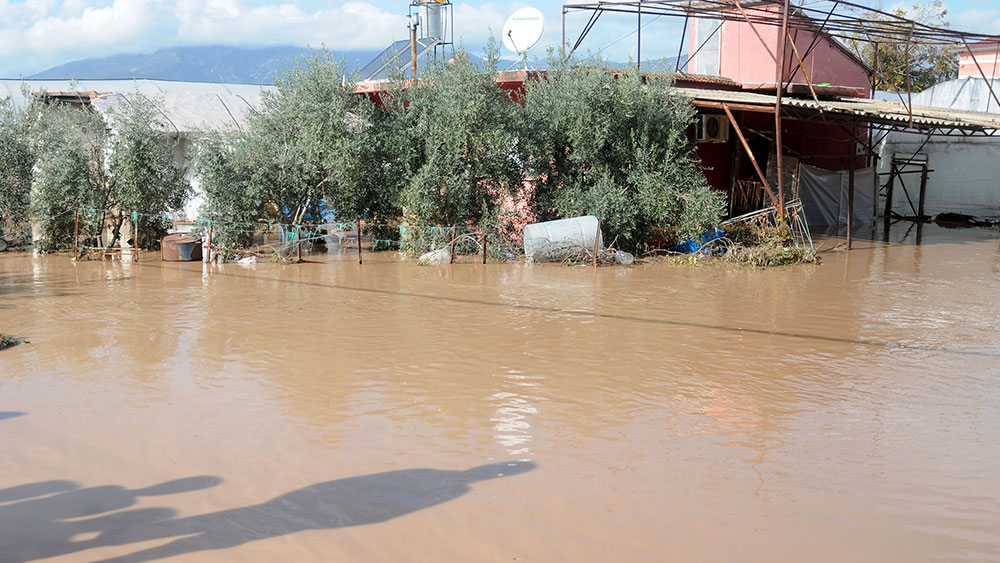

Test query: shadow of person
[0,412,25,422]
[93,461,536,563]
[0,476,221,563]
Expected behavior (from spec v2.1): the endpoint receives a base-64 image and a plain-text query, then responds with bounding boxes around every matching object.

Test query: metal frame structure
[561,0,1000,247]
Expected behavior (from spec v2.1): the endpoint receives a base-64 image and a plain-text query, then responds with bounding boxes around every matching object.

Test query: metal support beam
[884,161,895,225]
[847,127,857,249]
[774,0,790,219]
[917,162,928,219]
[786,30,822,115]
[675,1,691,73]
[637,1,642,70]
[723,104,778,207]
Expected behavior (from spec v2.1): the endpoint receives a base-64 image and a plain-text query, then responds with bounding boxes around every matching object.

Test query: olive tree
[398,42,524,231]
[522,56,725,250]
[0,97,33,244]
[29,93,190,251]
[198,50,401,247]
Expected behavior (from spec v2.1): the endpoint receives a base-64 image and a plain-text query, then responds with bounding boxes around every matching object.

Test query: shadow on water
[0,412,25,422]
[0,461,535,563]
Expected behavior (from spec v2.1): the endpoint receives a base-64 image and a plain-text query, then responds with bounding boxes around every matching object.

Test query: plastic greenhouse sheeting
[798,164,875,227]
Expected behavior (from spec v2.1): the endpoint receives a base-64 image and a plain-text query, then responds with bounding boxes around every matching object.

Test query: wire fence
[10,203,814,267]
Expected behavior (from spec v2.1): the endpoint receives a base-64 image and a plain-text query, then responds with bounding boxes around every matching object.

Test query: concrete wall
[879,135,1000,216]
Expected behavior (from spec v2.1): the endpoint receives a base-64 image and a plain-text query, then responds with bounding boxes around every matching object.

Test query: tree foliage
[200,45,725,254]
[29,94,190,251]
[0,96,33,244]
[848,0,958,92]
[399,41,524,231]
[197,50,396,247]
[523,56,725,249]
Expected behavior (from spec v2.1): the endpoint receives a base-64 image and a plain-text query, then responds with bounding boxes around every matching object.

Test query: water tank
[424,3,444,40]
[523,216,603,261]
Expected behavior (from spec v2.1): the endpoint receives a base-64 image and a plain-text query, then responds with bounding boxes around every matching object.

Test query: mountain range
[24,45,681,85]
[26,45,385,84]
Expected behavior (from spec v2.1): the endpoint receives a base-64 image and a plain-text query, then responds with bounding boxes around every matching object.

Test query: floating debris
[0,334,27,350]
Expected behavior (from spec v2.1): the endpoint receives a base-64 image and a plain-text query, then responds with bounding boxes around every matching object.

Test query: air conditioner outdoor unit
[696,114,729,143]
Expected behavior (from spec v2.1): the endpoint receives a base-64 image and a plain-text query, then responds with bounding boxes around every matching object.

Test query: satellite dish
[502,7,544,55]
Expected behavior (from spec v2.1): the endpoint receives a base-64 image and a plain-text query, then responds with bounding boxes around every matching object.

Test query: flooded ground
[2,223,1000,562]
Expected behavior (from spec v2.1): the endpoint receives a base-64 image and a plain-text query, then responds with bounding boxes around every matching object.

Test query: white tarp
[799,164,875,227]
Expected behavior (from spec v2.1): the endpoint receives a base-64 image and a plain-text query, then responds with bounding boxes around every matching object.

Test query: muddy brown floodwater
[2,224,1000,562]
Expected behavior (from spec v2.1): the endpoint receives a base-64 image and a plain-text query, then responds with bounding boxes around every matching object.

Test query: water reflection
[490,368,540,456]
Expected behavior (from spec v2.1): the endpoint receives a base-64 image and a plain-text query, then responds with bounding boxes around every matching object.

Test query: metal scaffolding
[561,0,1000,247]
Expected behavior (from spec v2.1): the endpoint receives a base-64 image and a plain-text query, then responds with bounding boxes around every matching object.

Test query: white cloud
[0,0,586,77]
[174,0,408,48]
[0,0,174,75]
[948,7,1000,35]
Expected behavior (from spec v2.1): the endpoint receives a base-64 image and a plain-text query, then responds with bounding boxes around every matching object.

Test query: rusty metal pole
[410,16,418,79]
[774,0,790,221]
[905,33,914,129]
[723,105,778,206]
[296,226,302,262]
[676,1,692,73]
[962,39,1000,111]
[847,129,857,250]
[134,214,140,262]
[482,232,487,264]
[884,161,896,226]
[872,42,879,95]
[449,227,456,264]
[73,210,79,256]
[592,219,601,268]
[562,9,566,59]
[206,217,213,264]
[637,1,641,71]
[917,162,929,219]
[991,42,1000,113]
[356,215,363,265]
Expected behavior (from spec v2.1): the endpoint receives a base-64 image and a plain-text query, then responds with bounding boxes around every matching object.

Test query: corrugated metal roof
[672,87,1000,131]
[1,79,273,111]
[91,92,260,134]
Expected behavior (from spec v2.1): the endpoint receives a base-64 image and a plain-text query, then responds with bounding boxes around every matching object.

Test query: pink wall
[688,9,870,94]
[959,49,1000,79]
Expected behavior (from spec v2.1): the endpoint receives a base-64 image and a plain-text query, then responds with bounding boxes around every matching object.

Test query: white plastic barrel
[522,215,603,261]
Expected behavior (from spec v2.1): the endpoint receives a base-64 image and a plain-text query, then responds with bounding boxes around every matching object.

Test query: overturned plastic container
[161,233,203,262]
[523,216,603,262]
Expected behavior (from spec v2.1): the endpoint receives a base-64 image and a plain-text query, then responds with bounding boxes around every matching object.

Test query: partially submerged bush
[522,55,725,251]
[198,49,403,248]
[398,41,523,235]
[722,216,818,267]
[724,243,818,267]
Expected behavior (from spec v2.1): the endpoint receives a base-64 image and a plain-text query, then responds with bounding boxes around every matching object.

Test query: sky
[1,0,999,78]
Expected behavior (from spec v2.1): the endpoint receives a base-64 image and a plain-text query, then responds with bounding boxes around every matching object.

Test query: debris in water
[614,250,635,265]
[0,334,27,350]
[523,216,601,262]
[418,247,451,265]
